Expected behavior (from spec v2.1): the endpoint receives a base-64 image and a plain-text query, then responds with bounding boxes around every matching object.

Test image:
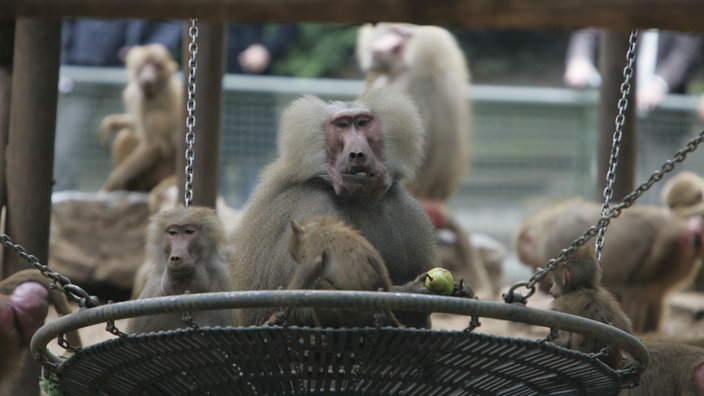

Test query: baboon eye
[334,120,351,129]
[356,118,370,128]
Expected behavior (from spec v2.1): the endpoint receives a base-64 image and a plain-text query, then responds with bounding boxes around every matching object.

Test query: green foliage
[272,24,361,78]
[39,377,64,396]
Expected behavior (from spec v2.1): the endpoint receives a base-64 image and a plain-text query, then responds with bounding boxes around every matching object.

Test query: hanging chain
[184,19,199,207]
[595,30,639,262]
[504,129,704,303]
[0,234,100,308]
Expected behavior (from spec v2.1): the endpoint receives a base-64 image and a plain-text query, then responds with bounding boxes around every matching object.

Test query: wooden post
[596,30,637,202]
[4,18,61,274]
[2,17,60,396]
[0,20,13,277]
[177,21,225,209]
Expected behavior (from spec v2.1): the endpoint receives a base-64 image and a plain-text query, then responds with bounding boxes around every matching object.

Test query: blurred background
[53,24,704,282]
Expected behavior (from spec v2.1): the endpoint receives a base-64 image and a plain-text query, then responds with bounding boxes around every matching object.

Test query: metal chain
[0,234,100,308]
[595,30,639,262]
[504,128,704,303]
[184,19,198,207]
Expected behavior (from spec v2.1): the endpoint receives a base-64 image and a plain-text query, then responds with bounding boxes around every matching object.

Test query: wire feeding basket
[31,290,649,395]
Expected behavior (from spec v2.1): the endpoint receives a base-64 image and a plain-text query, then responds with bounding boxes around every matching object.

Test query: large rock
[49,191,150,294]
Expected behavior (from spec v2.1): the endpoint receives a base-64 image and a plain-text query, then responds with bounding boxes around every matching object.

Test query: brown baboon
[661,171,704,216]
[549,245,633,369]
[100,43,182,192]
[513,198,704,333]
[622,340,704,396]
[266,215,401,328]
[660,170,704,291]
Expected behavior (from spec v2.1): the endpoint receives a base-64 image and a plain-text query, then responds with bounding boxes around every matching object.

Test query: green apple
[424,267,454,295]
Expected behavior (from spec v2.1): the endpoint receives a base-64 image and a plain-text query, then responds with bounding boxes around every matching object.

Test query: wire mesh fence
[53,66,704,252]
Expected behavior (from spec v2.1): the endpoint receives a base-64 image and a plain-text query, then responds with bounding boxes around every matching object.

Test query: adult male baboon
[231,87,438,329]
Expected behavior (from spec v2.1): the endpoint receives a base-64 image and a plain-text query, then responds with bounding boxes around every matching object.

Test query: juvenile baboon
[513,198,704,333]
[230,87,438,329]
[266,215,401,328]
[127,205,235,333]
[549,245,633,369]
[100,43,182,192]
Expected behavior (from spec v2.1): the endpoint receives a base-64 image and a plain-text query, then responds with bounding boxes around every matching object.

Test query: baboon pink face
[0,281,49,345]
[369,26,411,75]
[127,44,176,98]
[163,223,203,279]
[324,108,390,198]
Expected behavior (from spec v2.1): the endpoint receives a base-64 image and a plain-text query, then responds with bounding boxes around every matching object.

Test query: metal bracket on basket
[57,332,81,353]
[106,320,127,338]
[617,360,646,390]
[464,314,481,333]
[502,281,535,305]
[538,328,559,345]
[593,344,617,362]
[181,310,200,329]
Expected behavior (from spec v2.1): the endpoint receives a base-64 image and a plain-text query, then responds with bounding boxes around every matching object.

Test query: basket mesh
[55,326,620,395]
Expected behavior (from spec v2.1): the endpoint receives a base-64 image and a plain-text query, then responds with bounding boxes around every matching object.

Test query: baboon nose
[348,151,366,161]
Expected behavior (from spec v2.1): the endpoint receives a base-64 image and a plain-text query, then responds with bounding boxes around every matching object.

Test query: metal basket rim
[32,289,650,372]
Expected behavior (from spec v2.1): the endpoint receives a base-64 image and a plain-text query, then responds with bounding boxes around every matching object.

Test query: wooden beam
[3,0,704,32]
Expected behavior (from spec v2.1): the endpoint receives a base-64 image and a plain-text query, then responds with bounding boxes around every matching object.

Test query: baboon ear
[291,219,305,236]
[562,263,571,287]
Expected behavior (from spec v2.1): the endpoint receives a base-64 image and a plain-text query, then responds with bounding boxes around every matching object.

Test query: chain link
[595,30,639,262]
[184,19,198,207]
[504,129,704,303]
[0,234,100,308]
